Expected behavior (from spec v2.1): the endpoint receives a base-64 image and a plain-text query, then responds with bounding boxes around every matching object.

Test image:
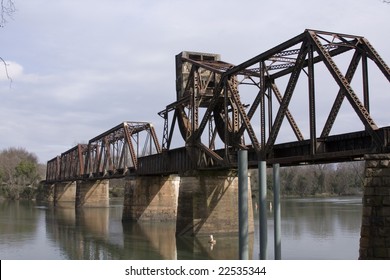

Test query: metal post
[238,150,249,260]
[259,161,267,259]
[273,163,281,260]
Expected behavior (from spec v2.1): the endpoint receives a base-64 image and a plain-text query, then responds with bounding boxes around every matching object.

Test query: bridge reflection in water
[45,201,253,260]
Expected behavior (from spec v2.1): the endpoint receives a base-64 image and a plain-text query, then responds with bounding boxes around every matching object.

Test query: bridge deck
[44,126,390,183]
[136,127,390,175]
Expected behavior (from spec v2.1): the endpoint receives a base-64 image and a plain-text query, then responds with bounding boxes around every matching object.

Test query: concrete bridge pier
[122,171,254,237]
[176,170,254,236]
[75,179,109,208]
[53,181,76,205]
[122,175,180,221]
[360,154,390,259]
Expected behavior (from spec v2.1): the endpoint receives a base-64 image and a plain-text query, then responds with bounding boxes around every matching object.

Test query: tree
[329,162,364,195]
[0,147,42,200]
[276,162,364,197]
[1,0,15,27]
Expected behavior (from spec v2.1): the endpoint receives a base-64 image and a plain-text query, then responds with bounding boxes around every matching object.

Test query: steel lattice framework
[46,122,160,182]
[46,29,390,181]
[159,29,390,168]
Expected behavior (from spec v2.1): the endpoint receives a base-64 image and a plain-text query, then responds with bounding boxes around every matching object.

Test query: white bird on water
[208,235,216,245]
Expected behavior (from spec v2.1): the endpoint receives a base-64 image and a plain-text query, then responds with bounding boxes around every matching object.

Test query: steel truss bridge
[46,29,390,183]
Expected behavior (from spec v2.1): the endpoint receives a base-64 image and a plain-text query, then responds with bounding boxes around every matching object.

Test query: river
[0,196,362,260]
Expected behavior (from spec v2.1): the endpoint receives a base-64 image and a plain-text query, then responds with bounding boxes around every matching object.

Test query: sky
[0,0,389,164]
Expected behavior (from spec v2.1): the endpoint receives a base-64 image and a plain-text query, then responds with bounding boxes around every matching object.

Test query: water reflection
[0,200,38,242]
[279,197,361,240]
[176,234,254,260]
[44,201,253,259]
[0,196,362,260]
[257,197,362,259]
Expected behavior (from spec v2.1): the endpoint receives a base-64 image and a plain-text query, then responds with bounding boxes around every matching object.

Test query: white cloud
[0,60,24,81]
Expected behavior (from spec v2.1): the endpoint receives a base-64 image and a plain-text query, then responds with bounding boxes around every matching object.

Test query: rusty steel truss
[46,29,390,181]
[159,29,390,168]
[46,122,161,182]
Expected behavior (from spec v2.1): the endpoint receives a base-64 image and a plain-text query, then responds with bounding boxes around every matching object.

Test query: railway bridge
[44,29,390,259]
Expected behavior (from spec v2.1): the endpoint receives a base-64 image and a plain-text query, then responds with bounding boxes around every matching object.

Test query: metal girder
[227,79,261,155]
[360,37,390,82]
[307,30,382,148]
[84,122,160,178]
[265,39,309,154]
[320,51,362,138]
[46,121,160,182]
[46,29,390,182]
[59,144,87,181]
[308,31,378,129]
[269,81,304,141]
[46,156,60,182]
[158,29,390,168]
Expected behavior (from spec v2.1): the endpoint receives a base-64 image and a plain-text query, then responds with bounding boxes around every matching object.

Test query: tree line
[250,161,365,197]
[0,147,46,200]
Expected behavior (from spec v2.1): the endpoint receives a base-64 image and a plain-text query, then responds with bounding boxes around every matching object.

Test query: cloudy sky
[0,0,389,163]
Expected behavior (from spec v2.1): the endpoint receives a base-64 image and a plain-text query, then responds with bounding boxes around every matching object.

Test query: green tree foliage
[280,162,364,196]
[251,161,364,197]
[0,147,44,200]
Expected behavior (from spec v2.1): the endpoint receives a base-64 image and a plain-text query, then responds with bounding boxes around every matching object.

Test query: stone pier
[76,179,109,208]
[176,170,254,236]
[359,154,390,259]
[54,181,76,205]
[122,171,254,237]
[122,175,180,221]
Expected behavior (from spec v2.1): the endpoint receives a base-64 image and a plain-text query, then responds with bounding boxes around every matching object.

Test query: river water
[0,196,362,260]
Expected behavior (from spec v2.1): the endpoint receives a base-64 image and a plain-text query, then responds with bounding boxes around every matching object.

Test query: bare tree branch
[0,56,13,87]
[1,0,15,27]
[1,1,15,86]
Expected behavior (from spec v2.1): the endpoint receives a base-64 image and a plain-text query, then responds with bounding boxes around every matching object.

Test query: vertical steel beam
[259,160,268,259]
[308,44,317,155]
[273,163,281,260]
[260,62,266,150]
[267,85,273,139]
[224,83,229,160]
[238,150,249,260]
[192,67,199,138]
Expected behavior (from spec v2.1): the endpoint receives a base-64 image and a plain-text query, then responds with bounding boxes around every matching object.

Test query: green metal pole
[259,161,267,259]
[238,150,249,260]
[273,163,281,260]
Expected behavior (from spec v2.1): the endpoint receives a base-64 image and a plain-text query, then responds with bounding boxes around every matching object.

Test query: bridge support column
[122,175,180,221]
[54,181,76,205]
[42,183,55,202]
[176,170,254,236]
[359,154,390,259]
[76,180,109,207]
